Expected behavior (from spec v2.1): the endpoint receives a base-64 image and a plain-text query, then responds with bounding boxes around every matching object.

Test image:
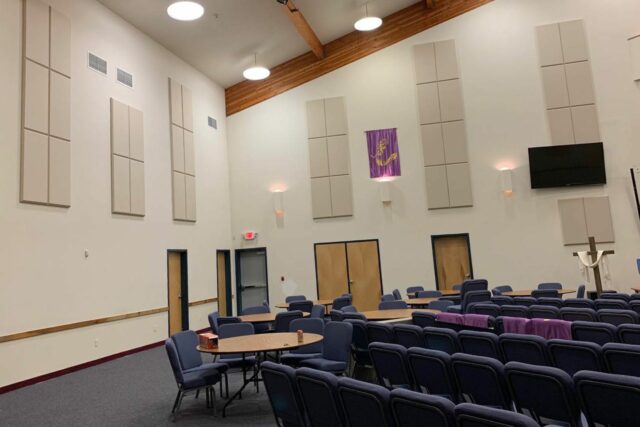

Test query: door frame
[216,249,233,316]
[430,233,474,290]
[235,247,269,314]
[313,239,384,299]
[167,249,189,335]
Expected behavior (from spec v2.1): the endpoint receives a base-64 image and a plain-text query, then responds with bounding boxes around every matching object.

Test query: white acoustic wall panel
[558,196,614,245]
[306,97,353,219]
[629,35,640,81]
[413,43,437,84]
[49,72,70,140]
[21,1,71,208]
[24,60,49,134]
[110,99,145,216]
[48,137,70,206]
[169,79,196,221]
[536,20,600,145]
[50,8,70,76]
[559,198,588,245]
[584,196,614,243]
[112,155,131,214]
[24,0,49,66]
[415,40,472,210]
[21,130,49,204]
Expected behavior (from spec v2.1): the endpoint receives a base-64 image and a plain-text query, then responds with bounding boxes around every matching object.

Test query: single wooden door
[346,241,382,311]
[315,243,349,300]
[432,234,472,290]
[217,251,229,316]
[168,251,184,335]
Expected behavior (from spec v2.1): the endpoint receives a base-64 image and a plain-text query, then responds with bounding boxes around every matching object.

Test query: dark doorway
[235,248,269,314]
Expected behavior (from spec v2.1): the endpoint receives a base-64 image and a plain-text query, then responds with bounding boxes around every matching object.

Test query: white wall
[227,0,640,306]
[0,0,232,386]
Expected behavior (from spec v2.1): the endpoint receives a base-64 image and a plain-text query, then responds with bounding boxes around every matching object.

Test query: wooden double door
[314,240,383,311]
[431,234,473,290]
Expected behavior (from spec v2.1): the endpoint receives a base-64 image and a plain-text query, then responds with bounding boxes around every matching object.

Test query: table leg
[222,352,263,418]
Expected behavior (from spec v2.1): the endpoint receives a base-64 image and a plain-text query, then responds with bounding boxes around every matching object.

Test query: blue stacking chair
[595,298,629,310]
[448,290,491,314]
[547,339,605,376]
[367,322,395,344]
[218,323,258,393]
[451,353,511,410]
[629,300,640,316]
[469,303,500,318]
[285,295,306,303]
[455,403,540,427]
[369,342,413,389]
[393,324,425,348]
[505,362,581,427]
[528,305,560,319]
[617,323,640,344]
[499,334,550,366]
[310,304,325,319]
[575,371,640,427]
[261,361,306,427]
[513,296,537,307]
[165,333,224,416]
[491,296,514,306]
[392,289,403,300]
[500,305,528,318]
[241,305,271,333]
[576,285,586,298]
[563,298,595,309]
[429,300,454,311]
[341,305,358,313]
[390,388,456,427]
[412,311,437,327]
[417,290,442,298]
[407,286,424,298]
[407,347,457,401]
[458,330,503,362]
[452,284,463,290]
[342,312,367,321]
[379,300,408,310]
[559,307,597,322]
[381,294,395,302]
[208,311,220,334]
[491,285,513,296]
[330,309,344,321]
[337,377,394,427]
[571,321,617,345]
[443,280,488,306]
[424,327,460,355]
[296,367,346,427]
[538,282,562,290]
[537,297,563,308]
[274,310,303,333]
[288,300,313,313]
[597,309,639,326]
[280,318,324,367]
[333,295,352,311]
[603,343,640,376]
[531,289,558,299]
[345,319,372,376]
[299,321,352,375]
[216,315,241,330]
[600,292,631,302]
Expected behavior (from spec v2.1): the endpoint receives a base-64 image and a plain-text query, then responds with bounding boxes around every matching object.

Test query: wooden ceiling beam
[226,0,493,116]
[425,0,437,8]
[282,0,325,59]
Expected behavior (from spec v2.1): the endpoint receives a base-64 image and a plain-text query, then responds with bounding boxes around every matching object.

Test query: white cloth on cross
[577,251,612,290]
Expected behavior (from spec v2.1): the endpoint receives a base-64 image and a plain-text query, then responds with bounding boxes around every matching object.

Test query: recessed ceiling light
[167,1,204,21]
[354,3,382,32]
[243,53,270,81]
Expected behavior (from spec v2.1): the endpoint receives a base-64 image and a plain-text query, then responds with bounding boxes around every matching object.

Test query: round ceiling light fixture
[354,3,382,31]
[167,1,205,21]
[243,53,271,81]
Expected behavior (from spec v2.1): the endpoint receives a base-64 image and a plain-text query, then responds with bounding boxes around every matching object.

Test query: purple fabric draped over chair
[528,318,572,340]
[502,317,529,334]
[463,314,490,328]
[437,312,464,325]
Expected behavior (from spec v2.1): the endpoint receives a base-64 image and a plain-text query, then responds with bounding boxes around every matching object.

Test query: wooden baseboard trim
[188,297,218,307]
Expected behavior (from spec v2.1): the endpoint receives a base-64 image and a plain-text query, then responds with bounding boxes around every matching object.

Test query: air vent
[208,116,217,129]
[88,52,107,75]
[117,68,133,88]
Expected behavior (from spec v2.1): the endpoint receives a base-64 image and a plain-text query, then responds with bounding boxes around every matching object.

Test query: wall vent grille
[117,68,133,88]
[88,52,107,75]
[208,116,217,129]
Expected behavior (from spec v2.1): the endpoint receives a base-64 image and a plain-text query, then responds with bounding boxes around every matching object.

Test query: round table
[502,288,576,297]
[409,289,460,298]
[360,308,439,321]
[404,297,438,306]
[239,311,309,323]
[275,299,334,310]
[198,332,323,416]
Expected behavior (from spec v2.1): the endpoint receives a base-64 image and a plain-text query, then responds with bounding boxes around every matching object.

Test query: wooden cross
[572,236,615,296]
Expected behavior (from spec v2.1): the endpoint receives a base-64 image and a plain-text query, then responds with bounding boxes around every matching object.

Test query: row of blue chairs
[262,360,570,427]
[471,304,640,325]
[488,295,640,311]
[366,343,640,427]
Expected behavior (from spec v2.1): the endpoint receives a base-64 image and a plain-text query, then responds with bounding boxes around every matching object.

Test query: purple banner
[366,128,401,180]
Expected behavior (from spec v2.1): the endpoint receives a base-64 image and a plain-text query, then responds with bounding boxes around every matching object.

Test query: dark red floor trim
[0,327,211,394]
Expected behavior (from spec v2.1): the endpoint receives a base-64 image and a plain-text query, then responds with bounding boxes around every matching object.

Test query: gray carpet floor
[0,346,277,427]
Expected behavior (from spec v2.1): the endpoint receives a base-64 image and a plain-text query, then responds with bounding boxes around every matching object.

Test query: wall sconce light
[500,168,513,197]
[373,176,397,204]
[273,190,285,218]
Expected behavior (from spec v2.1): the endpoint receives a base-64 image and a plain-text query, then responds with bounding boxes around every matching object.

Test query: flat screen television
[528,142,606,189]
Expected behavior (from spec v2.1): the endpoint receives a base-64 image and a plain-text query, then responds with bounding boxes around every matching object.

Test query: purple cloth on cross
[436,312,464,325]
[502,317,530,334]
[527,318,572,340]
[463,314,490,328]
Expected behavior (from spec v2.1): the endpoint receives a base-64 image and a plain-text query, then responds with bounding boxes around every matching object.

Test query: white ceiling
[97,0,418,88]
